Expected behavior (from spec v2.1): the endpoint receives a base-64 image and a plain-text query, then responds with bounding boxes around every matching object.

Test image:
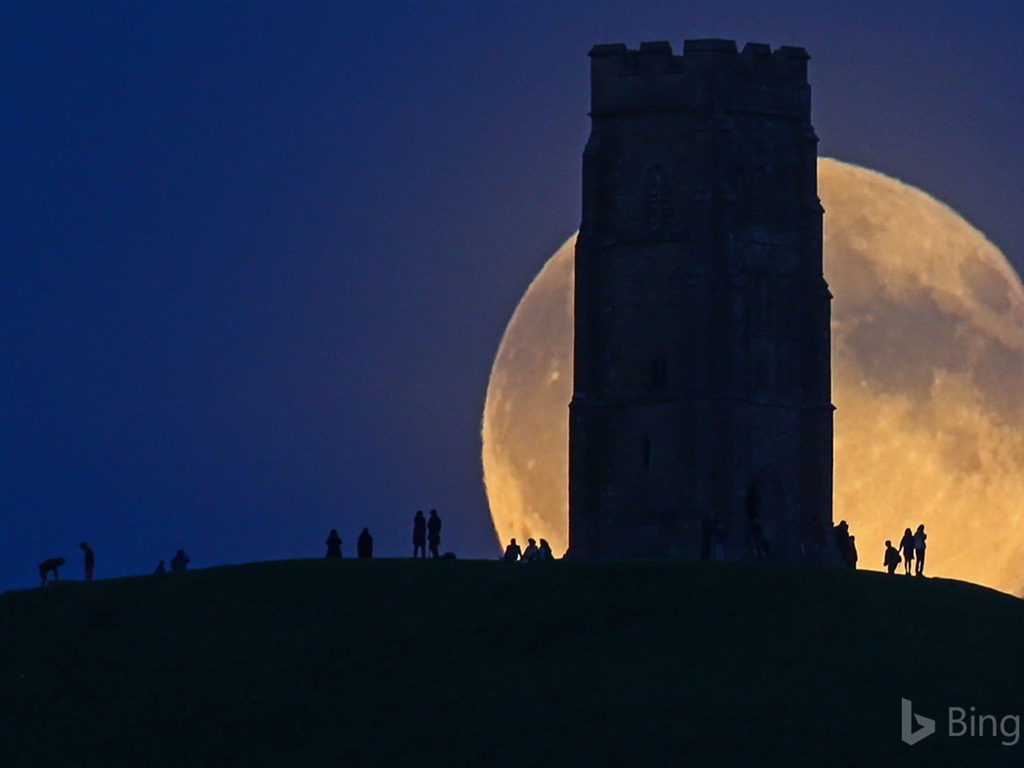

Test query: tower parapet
[589,39,810,119]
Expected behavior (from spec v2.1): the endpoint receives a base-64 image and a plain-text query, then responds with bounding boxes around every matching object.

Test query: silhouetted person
[537,539,553,562]
[170,549,190,572]
[883,540,901,575]
[834,520,851,560]
[846,535,858,570]
[325,529,342,559]
[502,538,522,563]
[899,527,915,575]
[357,527,373,559]
[914,524,927,576]
[412,510,427,558]
[80,541,95,581]
[521,538,538,563]
[154,559,166,575]
[427,509,442,559]
[38,557,65,587]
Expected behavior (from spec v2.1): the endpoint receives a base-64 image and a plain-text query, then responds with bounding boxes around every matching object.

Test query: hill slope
[1,559,1022,766]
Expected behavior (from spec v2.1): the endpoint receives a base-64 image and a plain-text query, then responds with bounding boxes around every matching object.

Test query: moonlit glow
[482,158,1024,595]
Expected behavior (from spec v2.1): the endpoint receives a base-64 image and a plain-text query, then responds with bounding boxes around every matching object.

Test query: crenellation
[637,40,673,55]
[775,45,810,79]
[740,42,772,60]
[589,42,628,57]
[637,40,674,74]
[590,39,811,117]
[682,38,738,56]
[591,39,808,81]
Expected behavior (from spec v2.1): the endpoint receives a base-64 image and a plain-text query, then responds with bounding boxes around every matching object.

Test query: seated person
[502,539,522,563]
[521,538,539,563]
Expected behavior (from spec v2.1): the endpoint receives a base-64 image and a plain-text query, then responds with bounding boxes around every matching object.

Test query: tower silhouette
[568,39,833,560]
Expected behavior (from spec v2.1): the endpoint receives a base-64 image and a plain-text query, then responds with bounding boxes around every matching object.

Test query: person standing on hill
[913,524,927,576]
[427,509,442,559]
[413,510,427,558]
[325,529,342,559]
[883,540,901,575]
[80,541,95,581]
[834,520,851,563]
[846,535,858,570]
[899,527,915,575]
[357,527,373,559]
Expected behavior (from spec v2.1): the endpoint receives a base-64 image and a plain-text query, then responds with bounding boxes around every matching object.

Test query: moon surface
[482,158,1024,595]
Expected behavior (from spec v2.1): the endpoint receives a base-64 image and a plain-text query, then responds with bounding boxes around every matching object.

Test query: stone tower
[568,39,833,561]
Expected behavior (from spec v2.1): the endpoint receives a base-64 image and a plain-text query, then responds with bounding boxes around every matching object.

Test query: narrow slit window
[644,166,673,229]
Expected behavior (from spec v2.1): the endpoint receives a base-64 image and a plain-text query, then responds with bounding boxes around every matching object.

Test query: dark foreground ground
[1,558,1023,767]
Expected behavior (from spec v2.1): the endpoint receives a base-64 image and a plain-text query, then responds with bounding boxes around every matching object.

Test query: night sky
[3,1,1022,590]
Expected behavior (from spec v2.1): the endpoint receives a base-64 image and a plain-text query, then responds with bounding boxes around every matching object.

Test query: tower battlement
[589,39,810,117]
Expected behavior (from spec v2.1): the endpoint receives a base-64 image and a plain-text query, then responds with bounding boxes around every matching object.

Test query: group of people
[324,509,446,561]
[701,513,827,562]
[154,549,191,575]
[325,527,375,559]
[501,537,554,563]
[39,515,930,584]
[37,541,94,587]
[833,520,858,569]
[412,509,443,558]
[835,519,930,577]
[37,543,194,587]
[883,525,928,576]
[325,517,559,566]
[325,522,557,564]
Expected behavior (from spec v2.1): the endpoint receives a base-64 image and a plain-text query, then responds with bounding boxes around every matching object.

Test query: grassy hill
[2,559,1023,766]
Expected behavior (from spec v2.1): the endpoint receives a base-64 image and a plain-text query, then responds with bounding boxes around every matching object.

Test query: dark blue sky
[3,1,1022,590]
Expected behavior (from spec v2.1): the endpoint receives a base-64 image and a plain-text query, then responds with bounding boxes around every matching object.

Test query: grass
[1,558,1022,766]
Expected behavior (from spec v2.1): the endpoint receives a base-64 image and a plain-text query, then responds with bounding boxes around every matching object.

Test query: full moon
[482,158,1024,595]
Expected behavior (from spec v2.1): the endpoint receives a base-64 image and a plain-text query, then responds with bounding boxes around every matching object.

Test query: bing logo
[901,699,936,745]
[901,698,1020,746]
